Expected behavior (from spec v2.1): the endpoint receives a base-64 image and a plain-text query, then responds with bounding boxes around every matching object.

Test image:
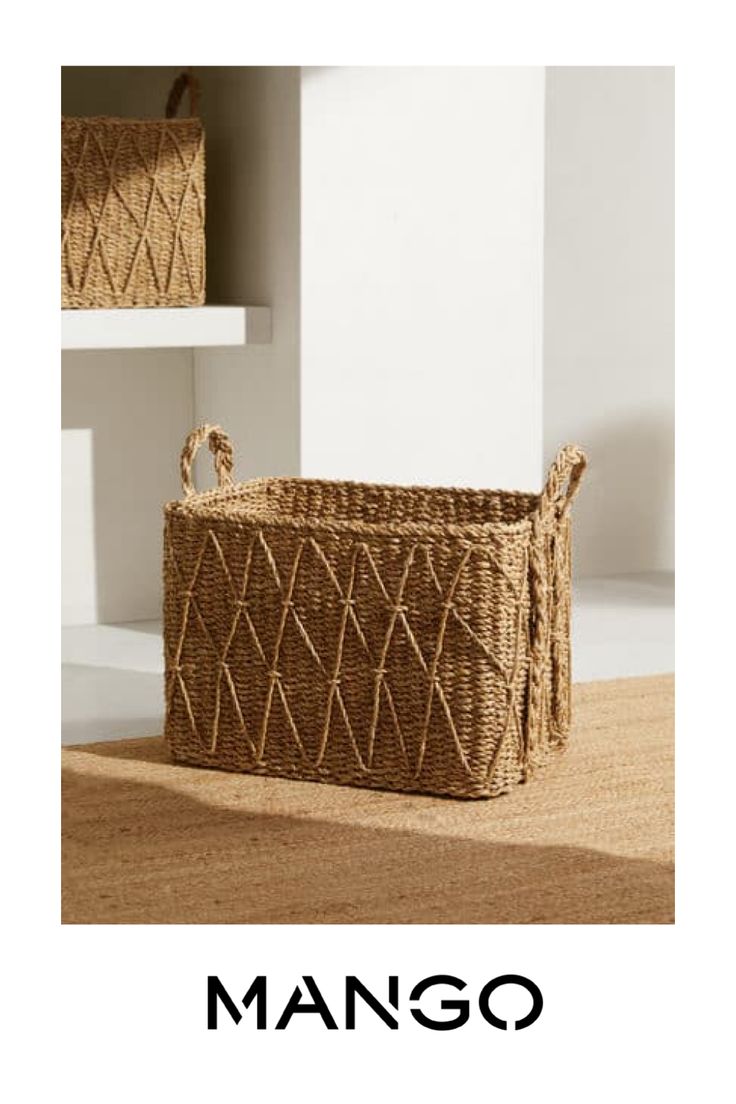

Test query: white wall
[544,67,674,575]
[300,66,546,490]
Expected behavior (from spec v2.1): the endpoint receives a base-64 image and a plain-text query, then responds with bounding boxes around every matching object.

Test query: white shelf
[63,621,164,745]
[61,306,271,351]
[61,573,674,746]
[572,572,674,683]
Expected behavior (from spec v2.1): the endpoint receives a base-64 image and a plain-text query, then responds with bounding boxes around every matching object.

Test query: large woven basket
[163,426,587,799]
[62,72,205,309]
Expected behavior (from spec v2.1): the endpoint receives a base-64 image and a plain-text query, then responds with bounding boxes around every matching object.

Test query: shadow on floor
[62,740,674,926]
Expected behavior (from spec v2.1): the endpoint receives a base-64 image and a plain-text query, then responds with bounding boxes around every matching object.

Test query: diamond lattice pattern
[164,523,533,793]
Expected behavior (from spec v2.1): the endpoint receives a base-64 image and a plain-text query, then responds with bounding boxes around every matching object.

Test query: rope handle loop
[538,445,587,521]
[180,425,235,498]
[165,71,200,119]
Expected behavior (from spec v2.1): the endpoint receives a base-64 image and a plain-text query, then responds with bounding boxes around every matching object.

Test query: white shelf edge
[61,305,271,351]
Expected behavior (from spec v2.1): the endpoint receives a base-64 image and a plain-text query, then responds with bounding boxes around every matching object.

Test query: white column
[300,66,546,491]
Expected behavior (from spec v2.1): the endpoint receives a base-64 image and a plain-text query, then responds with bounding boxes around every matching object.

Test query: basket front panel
[62,118,205,308]
[163,515,532,797]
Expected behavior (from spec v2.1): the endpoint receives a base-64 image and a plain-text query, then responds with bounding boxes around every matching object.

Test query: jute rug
[62,675,674,925]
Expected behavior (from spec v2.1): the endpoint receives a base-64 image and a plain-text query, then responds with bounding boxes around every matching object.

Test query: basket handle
[180,425,235,498]
[165,71,200,119]
[538,445,587,521]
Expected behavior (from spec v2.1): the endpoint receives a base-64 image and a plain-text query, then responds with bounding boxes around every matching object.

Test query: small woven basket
[163,427,587,799]
[62,72,205,309]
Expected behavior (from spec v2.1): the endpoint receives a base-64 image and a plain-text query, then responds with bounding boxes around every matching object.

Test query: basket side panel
[548,515,573,743]
[522,513,574,776]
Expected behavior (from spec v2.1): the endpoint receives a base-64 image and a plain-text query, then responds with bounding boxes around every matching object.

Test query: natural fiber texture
[61,675,674,925]
[163,426,587,799]
[62,72,205,308]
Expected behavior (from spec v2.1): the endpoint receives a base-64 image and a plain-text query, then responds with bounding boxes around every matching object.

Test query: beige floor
[62,675,674,924]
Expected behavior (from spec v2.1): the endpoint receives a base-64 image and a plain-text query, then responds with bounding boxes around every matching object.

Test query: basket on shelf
[162,426,587,799]
[61,72,205,309]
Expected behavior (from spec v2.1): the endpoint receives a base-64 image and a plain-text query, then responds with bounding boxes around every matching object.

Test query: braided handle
[165,71,200,118]
[180,425,234,498]
[538,445,587,521]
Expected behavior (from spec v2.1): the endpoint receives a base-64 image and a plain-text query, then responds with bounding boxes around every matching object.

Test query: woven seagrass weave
[62,72,205,309]
[163,426,587,799]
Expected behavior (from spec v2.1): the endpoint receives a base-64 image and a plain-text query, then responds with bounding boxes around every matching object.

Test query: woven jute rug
[62,675,674,925]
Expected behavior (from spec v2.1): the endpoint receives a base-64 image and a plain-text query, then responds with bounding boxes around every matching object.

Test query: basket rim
[164,474,540,539]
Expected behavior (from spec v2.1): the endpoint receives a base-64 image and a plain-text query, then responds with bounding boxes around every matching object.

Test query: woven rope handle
[165,71,200,118]
[180,425,235,498]
[538,445,588,521]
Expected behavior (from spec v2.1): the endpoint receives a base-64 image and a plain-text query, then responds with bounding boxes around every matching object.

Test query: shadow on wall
[566,411,674,577]
[62,740,674,926]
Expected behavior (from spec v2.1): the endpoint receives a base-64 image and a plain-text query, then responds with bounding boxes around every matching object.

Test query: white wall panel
[544,67,674,574]
[301,66,546,491]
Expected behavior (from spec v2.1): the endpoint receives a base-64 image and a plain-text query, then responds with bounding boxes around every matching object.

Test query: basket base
[163,739,562,801]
